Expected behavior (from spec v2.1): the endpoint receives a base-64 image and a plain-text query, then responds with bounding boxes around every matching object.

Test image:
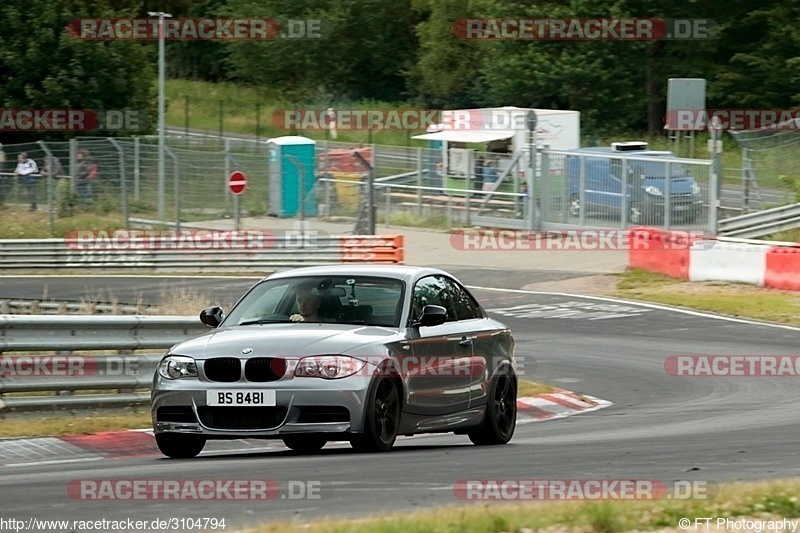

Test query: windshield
[223,275,406,328]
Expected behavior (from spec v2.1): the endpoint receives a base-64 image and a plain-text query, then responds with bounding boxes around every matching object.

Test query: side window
[444,277,483,321]
[411,275,457,323]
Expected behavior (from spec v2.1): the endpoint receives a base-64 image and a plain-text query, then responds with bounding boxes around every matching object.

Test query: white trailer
[412,106,579,180]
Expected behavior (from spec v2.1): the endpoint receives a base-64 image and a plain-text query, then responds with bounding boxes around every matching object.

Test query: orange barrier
[317,147,373,173]
[628,227,693,279]
[340,235,404,264]
[765,245,800,291]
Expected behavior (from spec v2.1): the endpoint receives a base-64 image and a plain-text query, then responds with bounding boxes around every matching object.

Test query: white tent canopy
[411,130,516,144]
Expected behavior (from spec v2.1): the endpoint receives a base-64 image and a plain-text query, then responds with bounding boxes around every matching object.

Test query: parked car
[565,142,705,224]
[151,265,517,457]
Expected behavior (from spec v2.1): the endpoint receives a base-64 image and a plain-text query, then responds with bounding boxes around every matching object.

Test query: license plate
[207,390,276,406]
[675,205,690,211]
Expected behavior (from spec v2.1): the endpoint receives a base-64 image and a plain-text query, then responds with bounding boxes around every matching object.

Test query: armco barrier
[0,234,404,271]
[629,227,800,291]
[0,315,204,412]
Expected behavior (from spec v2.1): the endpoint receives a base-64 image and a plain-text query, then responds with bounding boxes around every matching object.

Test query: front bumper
[151,376,372,438]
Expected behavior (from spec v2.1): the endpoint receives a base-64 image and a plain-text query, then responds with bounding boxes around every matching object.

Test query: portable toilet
[267,136,317,217]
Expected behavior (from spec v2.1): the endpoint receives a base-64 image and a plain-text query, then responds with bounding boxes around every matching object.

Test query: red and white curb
[0,390,611,467]
[516,389,612,424]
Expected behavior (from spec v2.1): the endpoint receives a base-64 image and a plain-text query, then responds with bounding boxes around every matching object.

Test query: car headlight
[158,355,198,380]
[295,355,365,379]
[644,185,662,196]
[691,182,701,195]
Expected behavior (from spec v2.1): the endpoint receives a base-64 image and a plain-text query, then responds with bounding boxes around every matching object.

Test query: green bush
[55,179,77,218]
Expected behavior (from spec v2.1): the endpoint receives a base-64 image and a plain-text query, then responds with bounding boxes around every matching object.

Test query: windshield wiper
[237,318,294,326]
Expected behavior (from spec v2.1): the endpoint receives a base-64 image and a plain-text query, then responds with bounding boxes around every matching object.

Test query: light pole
[148,11,172,220]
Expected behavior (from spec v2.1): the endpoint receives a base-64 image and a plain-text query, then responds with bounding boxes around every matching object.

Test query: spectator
[482,159,498,192]
[75,149,98,202]
[14,152,39,211]
[41,156,64,180]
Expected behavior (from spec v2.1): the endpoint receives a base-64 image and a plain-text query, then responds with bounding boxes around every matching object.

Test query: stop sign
[228,170,247,195]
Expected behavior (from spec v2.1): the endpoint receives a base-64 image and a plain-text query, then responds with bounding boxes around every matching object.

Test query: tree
[0,0,156,142]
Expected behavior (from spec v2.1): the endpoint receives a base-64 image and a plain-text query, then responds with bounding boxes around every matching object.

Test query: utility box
[267,136,317,217]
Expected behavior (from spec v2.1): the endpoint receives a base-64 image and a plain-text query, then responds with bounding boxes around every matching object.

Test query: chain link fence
[1,131,786,235]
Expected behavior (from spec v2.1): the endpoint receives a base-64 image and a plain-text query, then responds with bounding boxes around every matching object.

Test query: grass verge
[250,478,800,533]
[612,269,800,327]
[0,414,151,439]
[0,208,124,239]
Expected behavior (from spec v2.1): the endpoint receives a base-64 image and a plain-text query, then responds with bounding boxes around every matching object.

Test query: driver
[290,285,322,322]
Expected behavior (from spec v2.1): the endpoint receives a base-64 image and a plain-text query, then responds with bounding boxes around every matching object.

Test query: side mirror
[200,306,224,328]
[412,305,447,328]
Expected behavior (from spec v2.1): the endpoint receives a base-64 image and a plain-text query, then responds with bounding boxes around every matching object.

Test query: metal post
[148,11,172,221]
[620,158,628,228]
[539,146,549,229]
[165,147,180,230]
[664,162,672,228]
[133,136,140,201]
[416,147,423,215]
[742,146,749,212]
[184,95,189,141]
[369,144,376,234]
[709,125,723,233]
[108,139,129,229]
[527,138,535,231]
[218,100,224,147]
[224,138,231,205]
[234,191,241,231]
[255,103,261,144]
[323,140,331,217]
[36,141,55,236]
[69,138,77,193]
[579,155,586,226]
[465,150,472,227]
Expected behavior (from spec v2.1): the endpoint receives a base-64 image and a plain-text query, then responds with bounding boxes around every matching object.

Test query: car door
[439,276,504,408]
[403,275,473,416]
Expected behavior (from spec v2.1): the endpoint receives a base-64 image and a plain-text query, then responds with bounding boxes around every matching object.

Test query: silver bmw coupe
[151,265,517,457]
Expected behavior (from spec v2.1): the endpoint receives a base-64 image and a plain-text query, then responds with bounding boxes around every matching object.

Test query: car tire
[155,433,206,459]
[282,436,327,453]
[468,369,517,446]
[350,376,400,453]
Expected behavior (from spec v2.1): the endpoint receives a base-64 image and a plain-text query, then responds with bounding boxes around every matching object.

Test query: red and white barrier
[628,227,800,291]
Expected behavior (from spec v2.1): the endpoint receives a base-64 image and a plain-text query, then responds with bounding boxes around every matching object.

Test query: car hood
[169,324,402,359]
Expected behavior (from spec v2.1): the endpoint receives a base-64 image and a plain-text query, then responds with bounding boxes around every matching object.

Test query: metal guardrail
[718,202,800,238]
[0,315,204,412]
[0,234,404,271]
[0,299,159,315]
